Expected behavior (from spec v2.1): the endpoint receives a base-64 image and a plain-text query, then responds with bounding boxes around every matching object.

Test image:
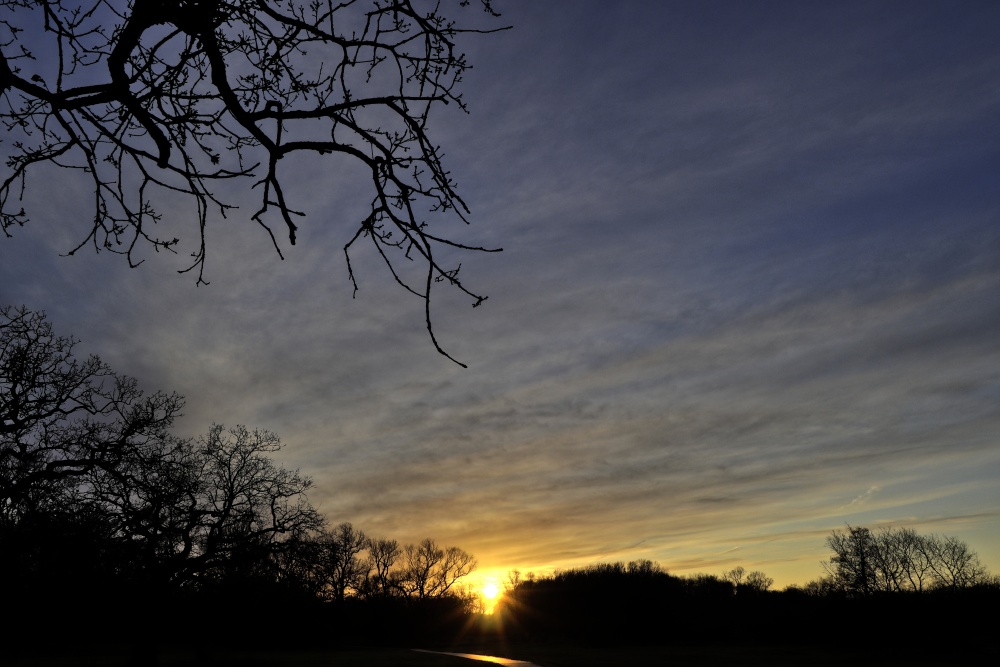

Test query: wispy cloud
[3,0,999,588]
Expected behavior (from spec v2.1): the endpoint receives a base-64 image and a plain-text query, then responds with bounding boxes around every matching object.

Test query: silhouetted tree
[825,526,878,596]
[170,424,324,585]
[744,570,774,593]
[2,306,327,598]
[3,306,499,651]
[722,565,746,587]
[723,566,774,594]
[920,533,988,590]
[313,521,369,601]
[402,537,476,598]
[363,535,404,598]
[626,558,664,577]
[1,305,182,523]
[0,1,507,363]
[824,525,989,595]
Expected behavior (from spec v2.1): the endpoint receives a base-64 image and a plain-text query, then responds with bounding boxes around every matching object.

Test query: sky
[2,0,999,589]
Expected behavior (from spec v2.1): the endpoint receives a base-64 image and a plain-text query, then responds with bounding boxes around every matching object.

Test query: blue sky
[2,0,999,587]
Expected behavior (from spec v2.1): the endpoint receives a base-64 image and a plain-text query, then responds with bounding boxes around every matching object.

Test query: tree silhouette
[0,1,506,363]
[2,307,324,586]
[0,304,182,521]
[364,535,404,598]
[824,525,989,595]
[401,537,476,598]
[312,521,369,601]
[722,565,746,587]
[99,423,324,587]
[2,305,492,653]
[723,566,774,594]
[743,569,774,593]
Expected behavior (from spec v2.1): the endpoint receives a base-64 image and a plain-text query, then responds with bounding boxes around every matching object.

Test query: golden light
[480,580,501,614]
[482,581,500,600]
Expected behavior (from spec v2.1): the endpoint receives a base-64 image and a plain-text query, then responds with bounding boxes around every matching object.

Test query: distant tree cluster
[0,305,476,650]
[819,525,990,596]
[722,565,774,593]
[292,522,476,604]
[494,561,755,644]
[493,538,996,650]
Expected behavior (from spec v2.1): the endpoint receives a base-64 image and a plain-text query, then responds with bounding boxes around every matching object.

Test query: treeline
[0,306,474,650]
[5,306,997,658]
[491,532,997,652]
[301,524,476,603]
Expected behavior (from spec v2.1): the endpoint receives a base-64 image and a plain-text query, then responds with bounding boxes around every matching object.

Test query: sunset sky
[2,0,998,589]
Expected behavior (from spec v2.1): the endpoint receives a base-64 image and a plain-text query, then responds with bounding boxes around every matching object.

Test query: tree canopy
[0,1,506,363]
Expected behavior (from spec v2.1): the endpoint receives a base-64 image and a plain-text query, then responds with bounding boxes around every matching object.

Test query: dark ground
[1,642,992,667]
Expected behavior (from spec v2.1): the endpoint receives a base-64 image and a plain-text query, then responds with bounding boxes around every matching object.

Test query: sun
[482,581,500,600]
[480,580,501,614]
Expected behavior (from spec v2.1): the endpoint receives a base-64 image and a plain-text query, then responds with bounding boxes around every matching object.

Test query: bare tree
[722,566,746,587]
[824,526,877,596]
[402,537,440,598]
[92,422,324,586]
[1,305,182,522]
[2,307,324,592]
[744,570,773,593]
[433,543,477,596]
[402,537,475,598]
[921,534,988,590]
[0,1,507,364]
[824,525,990,595]
[364,535,403,598]
[722,566,772,594]
[185,424,324,582]
[503,568,534,594]
[896,529,935,592]
[314,521,368,601]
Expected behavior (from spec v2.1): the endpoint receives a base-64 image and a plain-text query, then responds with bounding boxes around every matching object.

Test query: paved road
[411,649,542,666]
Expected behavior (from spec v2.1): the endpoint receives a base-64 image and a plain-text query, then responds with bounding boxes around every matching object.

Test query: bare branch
[0,0,507,362]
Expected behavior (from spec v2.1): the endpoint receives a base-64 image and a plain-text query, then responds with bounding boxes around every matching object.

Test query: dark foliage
[493,556,999,659]
[1,304,183,520]
[1,306,479,652]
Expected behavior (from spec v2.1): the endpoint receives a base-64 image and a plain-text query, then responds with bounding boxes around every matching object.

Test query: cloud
[3,0,999,589]
[849,487,880,507]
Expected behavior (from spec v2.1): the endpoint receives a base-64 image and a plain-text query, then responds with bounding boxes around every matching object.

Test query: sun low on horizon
[479,578,502,614]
